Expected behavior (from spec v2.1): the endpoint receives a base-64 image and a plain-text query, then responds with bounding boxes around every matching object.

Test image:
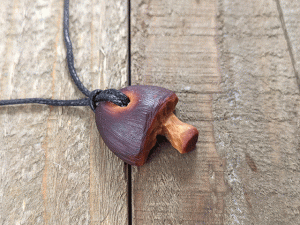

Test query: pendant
[95,85,199,166]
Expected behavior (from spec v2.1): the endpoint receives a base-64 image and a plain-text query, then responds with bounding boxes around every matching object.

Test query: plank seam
[275,0,300,92]
[127,0,132,225]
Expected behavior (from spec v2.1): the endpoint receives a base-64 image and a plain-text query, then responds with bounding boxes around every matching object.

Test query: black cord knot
[89,89,130,111]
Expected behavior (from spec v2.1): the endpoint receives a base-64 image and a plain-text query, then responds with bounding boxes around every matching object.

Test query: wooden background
[0,0,299,224]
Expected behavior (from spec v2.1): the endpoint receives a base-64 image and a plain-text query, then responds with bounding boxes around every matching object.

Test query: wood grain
[278,0,300,90]
[0,0,128,224]
[2,0,300,224]
[214,0,300,224]
[131,0,226,224]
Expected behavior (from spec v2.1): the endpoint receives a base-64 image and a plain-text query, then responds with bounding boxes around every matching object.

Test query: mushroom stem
[162,113,199,154]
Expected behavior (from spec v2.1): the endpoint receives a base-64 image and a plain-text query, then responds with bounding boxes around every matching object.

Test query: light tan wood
[214,0,300,224]
[131,0,226,224]
[0,0,128,224]
[162,113,199,154]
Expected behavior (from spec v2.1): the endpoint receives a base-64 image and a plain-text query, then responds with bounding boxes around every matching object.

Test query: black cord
[0,0,129,111]
[63,0,90,97]
[0,98,89,107]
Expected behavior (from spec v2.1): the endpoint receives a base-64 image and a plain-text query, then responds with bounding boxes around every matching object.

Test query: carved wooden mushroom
[95,85,199,166]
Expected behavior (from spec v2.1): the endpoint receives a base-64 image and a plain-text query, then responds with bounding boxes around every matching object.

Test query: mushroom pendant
[95,85,199,166]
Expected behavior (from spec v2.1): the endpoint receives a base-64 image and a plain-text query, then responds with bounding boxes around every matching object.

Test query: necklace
[0,0,198,166]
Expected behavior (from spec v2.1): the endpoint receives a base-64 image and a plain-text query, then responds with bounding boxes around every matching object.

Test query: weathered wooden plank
[0,0,128,224]
[131,0,226,224]
[214,0,300,224]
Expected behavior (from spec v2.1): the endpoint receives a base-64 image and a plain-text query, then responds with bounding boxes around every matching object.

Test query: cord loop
[89,89,102,111]
[89,89,130,112]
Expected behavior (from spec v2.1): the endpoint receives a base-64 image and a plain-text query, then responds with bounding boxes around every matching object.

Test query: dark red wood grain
[95,85,178,166]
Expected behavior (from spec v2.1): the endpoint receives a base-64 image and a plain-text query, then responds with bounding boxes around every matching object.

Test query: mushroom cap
[95,85,178,166]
